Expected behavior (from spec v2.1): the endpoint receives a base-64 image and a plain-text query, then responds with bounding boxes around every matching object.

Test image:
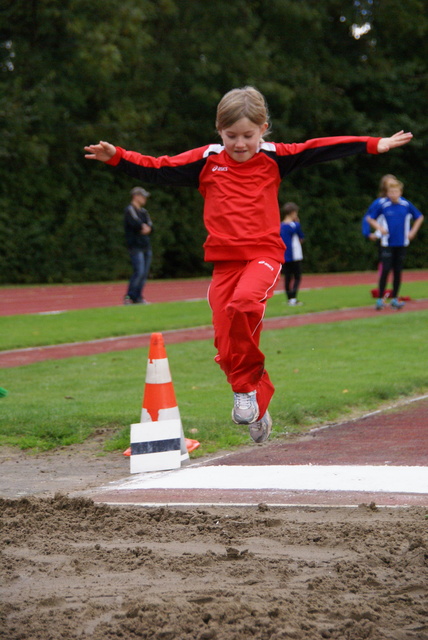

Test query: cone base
[123,437,200,457]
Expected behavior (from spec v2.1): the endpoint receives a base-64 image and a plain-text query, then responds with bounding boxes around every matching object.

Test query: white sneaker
[232,390,259,424]
[249,410,272,443]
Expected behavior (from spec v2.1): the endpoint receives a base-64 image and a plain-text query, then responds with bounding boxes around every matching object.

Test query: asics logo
[258,260,274,271]
[212,165,228,172]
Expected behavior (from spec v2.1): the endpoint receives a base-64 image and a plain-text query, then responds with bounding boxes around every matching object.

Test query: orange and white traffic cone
[129,333,196,473]
[141,332,189,460]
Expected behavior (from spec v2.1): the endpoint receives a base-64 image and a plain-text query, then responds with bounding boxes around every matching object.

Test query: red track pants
[208,258,282,419]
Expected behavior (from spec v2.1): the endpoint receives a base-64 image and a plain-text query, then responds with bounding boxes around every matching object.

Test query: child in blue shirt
[365,179,424,309]
[280,202,305,306]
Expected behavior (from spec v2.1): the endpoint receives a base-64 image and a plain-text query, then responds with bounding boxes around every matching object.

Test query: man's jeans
[127,248,152,302]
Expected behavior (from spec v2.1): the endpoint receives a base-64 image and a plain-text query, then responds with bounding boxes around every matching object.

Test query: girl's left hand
[377,131,413,153]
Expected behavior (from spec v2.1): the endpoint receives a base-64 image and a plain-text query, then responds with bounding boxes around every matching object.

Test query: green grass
[1,309,427,455]
[1,280,427,351]
[0,299,212,351]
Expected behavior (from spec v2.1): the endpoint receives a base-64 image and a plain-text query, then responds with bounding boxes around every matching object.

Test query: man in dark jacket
[124,186,153,304]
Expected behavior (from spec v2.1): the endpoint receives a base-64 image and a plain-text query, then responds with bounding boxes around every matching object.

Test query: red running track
[2,270,427,316]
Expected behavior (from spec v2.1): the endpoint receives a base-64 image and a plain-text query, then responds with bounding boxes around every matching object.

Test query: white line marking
[102,465,428,495]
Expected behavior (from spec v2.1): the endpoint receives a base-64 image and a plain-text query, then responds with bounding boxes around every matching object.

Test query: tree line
[1,0,427,284]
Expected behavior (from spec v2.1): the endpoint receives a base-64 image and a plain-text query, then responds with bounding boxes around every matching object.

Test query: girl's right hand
[84,141,116,162]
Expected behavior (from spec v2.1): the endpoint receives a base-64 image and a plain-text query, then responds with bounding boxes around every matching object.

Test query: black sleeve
[117,158,207,188]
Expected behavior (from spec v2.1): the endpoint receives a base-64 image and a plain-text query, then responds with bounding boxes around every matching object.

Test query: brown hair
[216,86,270,133]
[378,174,398,197]
[282,202,299,216]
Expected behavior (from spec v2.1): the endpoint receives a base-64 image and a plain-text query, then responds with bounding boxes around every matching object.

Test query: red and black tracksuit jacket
[107,136,380,264]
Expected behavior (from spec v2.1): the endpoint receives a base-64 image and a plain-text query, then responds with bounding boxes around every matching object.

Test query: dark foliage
[1,0,426,283]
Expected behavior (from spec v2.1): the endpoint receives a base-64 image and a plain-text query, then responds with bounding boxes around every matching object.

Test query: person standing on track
[365,179,424,310]
[84,85,412,443]
[123,186,153,305]
[280,202,305,306]
[361,174,398,300]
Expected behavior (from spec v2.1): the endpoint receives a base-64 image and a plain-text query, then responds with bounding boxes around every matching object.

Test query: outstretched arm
[84,141,116,162]
[377,131,413,153]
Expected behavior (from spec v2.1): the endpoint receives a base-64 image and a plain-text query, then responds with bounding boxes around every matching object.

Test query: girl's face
[387,186,402,204]
[219,117,268,163]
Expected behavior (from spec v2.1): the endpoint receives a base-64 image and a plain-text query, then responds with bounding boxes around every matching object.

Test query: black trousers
[378,246,406,298]
[282,261,302,300]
